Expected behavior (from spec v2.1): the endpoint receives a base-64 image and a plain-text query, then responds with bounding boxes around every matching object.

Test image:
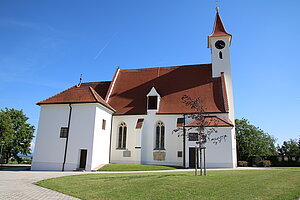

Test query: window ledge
[116,148,126,150]
[153,148,166,151]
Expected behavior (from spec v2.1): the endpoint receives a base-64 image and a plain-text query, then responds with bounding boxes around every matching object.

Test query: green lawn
[98,163,182,171]
[36,169,300,200]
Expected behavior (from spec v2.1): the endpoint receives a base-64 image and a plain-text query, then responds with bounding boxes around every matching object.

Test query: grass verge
[98,163,182,171]
[36,169,300,200]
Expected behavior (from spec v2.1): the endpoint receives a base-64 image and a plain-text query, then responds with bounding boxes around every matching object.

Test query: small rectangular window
[188,133,198,141]
[60,127,68,138]
[177,151,183,158]
[177,118,184,127]
[102,119,106,130]
[148,96,158,110]
[136,118,144,129]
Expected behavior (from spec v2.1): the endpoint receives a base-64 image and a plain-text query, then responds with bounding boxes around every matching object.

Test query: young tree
[174,95,227,175]
[235,118,277,161]
[0,108,35,163]
[277,139,300,158]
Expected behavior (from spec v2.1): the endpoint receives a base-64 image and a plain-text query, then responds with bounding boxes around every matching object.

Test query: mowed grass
[98,163,182,171]
[36,169,300,200]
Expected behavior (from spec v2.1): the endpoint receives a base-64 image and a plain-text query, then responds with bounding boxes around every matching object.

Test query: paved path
[0,167,265,200]
[0,170,82,200]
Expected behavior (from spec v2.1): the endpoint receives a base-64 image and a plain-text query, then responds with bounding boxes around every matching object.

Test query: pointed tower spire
[208,11,232,48]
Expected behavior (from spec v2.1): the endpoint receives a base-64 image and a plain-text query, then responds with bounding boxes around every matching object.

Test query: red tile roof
[209,12,232,38]
[38,82,115,111]
[38,64,229,115]
[108,64,228,115]
[185,116,233,127]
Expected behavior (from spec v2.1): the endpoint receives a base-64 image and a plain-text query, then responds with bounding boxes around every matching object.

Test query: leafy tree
[0,108,35,163]
[277,139,300,157]
[235,118,277,161]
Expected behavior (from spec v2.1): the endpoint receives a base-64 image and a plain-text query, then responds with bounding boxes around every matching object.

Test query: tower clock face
[215,40,225,49]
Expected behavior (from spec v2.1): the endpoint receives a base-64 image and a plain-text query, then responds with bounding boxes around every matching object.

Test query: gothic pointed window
[117,122,127,149]
[219,51,223,59]
[155,121,165,150]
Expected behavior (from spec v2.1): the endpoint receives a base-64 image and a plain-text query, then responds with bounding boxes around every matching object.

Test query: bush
[260,160,271,167]
[238,161,248,167]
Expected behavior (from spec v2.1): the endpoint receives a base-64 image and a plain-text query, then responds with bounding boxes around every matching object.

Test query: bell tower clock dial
[215,40,225,49]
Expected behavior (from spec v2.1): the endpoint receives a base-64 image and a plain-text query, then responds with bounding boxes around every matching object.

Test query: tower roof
[208,11,232,48]
[209,12,232,38]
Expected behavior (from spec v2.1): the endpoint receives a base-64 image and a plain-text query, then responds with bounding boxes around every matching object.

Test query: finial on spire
[215,0,219,12]
[76,74,83,87]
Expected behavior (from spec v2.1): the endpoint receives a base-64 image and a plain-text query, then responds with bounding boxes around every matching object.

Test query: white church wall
[141,114,183,166]
[110,114,184,166]
[91,105,113,169]
[32,104,73,171]
[110,115,143,164]
[32,103,113,171]
[62,104,97,171]
[186,127,236,168]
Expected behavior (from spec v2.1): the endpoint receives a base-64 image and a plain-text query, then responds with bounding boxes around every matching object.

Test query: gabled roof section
[185,116,233,127]
[108,64,228,115]
[37,81,115,112]
[209,12,232,38]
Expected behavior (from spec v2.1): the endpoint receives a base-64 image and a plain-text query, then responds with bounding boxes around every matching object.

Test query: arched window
[219,51,223,59]
[155,121,165,150]
[117,122,127,149]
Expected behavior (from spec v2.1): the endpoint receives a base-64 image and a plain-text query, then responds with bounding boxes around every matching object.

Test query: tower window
[219,51,223,59]
[148,96,158,110]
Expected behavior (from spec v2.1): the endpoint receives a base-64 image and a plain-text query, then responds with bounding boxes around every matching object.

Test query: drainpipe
[108,114,113,164]
[62,104,72,171]
[183,113,186,168]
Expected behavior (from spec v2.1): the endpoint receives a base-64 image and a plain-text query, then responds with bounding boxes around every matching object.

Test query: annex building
[32,10,237,171]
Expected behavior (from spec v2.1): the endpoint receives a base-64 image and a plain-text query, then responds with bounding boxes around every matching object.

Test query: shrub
[238,161,248,167]
[260,160,271,167]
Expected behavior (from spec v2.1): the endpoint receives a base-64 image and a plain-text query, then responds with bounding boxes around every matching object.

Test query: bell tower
[208,8,234,122]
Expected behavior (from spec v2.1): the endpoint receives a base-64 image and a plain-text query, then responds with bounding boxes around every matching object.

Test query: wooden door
[79,149,87,169]
[189,148,198,168]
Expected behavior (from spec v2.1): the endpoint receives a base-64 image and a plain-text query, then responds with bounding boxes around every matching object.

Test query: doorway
[79,149,87,169]
[189,147,199,168]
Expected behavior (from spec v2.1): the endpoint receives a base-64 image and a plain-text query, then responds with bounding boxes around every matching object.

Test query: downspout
[62,104,72,171]
[183,114,186,168]
[108,114,113,164]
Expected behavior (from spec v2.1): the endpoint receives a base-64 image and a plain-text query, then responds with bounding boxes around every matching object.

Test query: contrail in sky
[94,31,119,60]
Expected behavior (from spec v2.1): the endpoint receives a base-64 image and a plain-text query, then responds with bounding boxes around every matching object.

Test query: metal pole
[204,147,206,176]
[183,114,186,168]
[195,147,197,176]
[200,147,202,176]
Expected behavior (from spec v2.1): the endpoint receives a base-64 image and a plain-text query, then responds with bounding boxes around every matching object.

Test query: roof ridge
[89,86,116,112]
[89,86,104,102]
[120,63,212,72]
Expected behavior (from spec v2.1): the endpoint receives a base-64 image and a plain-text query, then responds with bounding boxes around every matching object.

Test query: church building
[31,10,237,171]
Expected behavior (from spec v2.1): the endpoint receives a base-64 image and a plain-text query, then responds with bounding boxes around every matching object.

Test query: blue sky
[0,0,299,149]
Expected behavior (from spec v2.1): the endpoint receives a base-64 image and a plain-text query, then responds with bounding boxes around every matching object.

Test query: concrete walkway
[0,170,82,200]
[0,167,265,200]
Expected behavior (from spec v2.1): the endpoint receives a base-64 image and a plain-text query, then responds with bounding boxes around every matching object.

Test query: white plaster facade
[32,103,113,171]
